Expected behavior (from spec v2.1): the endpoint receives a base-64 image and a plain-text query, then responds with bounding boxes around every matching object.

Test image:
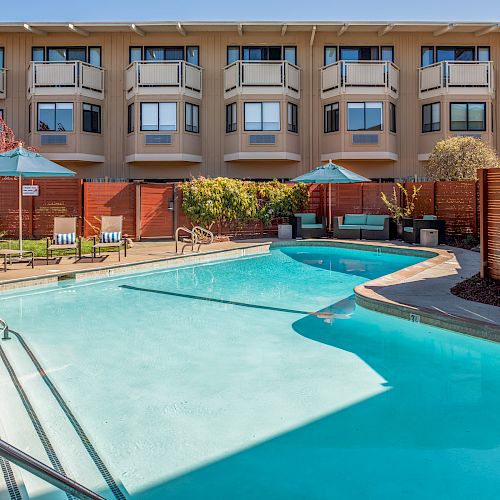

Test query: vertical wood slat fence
[479,168,500,280]
[0,178,484,241]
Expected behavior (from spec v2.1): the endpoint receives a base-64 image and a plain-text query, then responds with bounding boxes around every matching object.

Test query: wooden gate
[140,183,175,238]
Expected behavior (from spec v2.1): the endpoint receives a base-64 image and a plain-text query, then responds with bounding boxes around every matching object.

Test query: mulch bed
[451,274,500,307]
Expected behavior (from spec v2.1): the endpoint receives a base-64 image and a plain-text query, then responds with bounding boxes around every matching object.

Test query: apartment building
[0,21,498,181]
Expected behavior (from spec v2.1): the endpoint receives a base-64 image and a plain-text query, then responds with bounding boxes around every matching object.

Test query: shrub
[425,136,499,180]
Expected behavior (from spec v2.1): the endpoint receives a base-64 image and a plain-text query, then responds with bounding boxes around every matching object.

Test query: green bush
[181,177,309,234]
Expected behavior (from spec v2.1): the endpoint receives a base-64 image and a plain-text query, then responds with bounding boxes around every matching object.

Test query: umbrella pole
[328,183,332,232]
[18,176,23,254]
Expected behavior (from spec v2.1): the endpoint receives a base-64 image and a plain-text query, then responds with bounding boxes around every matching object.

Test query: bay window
[450,103,486,131]
[287,103,298,133]
[82,103,101,133]
[422,103,440,133]
[37,103,73,132]
[185,102,199,133]
[347,102,383,131]
[324,103,339,133]
[226,103,237,133]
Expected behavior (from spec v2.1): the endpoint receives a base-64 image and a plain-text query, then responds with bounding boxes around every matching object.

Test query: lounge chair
[403,215,446,244]
[92,216,126,261]
[46,217,80,264]
[292,213,327,239]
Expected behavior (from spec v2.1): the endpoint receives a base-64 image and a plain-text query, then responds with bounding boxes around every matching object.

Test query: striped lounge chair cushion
[56,233,76,245]
[100,231,121,243]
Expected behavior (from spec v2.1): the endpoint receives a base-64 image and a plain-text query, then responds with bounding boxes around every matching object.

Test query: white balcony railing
[223,60,300,98]
[0,68,6,99]
[419,61,494,98]
[125,61,202,99]
[321,60,399,99]
[28,61,104,100]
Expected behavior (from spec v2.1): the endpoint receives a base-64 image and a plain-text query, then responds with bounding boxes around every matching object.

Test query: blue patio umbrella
[0,147,75,253]
[292,160,370,230]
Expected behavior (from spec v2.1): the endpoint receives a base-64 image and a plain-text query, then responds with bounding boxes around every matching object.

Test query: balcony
[28,61,104,100]
[125,61,202,100]
[419,61,494,99]
[0,68,5,99]
[321,61,399,99]
[224,61,300,99]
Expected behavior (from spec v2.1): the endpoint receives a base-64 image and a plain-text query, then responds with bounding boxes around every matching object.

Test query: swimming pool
[1,245,500,499]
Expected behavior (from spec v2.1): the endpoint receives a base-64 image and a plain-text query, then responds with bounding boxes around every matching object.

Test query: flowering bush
[425,136,498,180]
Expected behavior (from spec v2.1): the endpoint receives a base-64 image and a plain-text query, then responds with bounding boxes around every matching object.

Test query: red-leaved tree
[0,117,37,153]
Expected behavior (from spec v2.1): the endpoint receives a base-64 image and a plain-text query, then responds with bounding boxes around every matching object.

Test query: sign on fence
[22,185,39,196]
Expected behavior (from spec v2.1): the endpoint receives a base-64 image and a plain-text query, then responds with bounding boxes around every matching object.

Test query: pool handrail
[0,438,105,500]
[0,318,8,340]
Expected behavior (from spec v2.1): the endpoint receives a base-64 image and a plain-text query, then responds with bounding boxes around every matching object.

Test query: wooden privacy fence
[0,178,483,240]
[313,180,479,236]
[479,168,500,280]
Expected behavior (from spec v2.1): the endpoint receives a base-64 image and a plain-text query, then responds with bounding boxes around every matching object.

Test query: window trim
[36,102,74,132]
[139,102,177,132]
[225,102,237,133]
[287,102,298,133]
[185,102,200,133]
[324,102,339,133]
[82,102,101,134]
[243,101,281,132]
[347,102,384,132]
[449,102,486,132]
[421,102,441,133]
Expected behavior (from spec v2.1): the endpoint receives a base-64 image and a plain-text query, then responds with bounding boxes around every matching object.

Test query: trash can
[420,228,438,247]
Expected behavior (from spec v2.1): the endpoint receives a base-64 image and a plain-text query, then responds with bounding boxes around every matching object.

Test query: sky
[1,0,500,22]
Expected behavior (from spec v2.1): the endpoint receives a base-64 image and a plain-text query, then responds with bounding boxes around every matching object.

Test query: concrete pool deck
[0,237,498,340]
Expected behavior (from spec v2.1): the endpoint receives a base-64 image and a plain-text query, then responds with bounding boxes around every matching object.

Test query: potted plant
[381,183,421,239]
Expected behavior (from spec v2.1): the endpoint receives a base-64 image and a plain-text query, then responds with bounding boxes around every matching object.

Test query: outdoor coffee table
[0,249,35,272]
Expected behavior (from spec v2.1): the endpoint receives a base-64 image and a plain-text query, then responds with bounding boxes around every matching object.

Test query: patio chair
[291,213,327,239]
[403,215,446,244]
[92,216,126,262]
[46,217,80,264]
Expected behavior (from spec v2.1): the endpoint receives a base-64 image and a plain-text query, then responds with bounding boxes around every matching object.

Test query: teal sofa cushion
[295,213,316,225]
[344,214,367,225]
[302,223,323,229]
[339,224,363,230]
[362,225,384,230]
[366,215,389,226]
[403,226,414,233]
[423,215,437,220]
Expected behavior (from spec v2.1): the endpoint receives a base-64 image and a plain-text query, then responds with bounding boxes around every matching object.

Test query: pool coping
[0,242,272,293]
[274,239,500,342]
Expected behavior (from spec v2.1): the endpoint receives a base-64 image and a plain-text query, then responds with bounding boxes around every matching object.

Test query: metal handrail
[0,438,104,500]
[0,318,9,340]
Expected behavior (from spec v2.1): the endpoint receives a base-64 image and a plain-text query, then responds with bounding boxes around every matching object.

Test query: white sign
[22,185,39,197]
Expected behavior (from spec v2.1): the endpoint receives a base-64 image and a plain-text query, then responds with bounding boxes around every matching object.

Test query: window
[140,102,177,131]
[37,103,73,131]
[324,46,337,66]
[381,46,394,62]
[324,103,339,133]
[0,48,3,69]
[287,103,298,133]
[0,109,3,120]
[88,47,101,67]
[242,46,282,61]
[129,47,142,63]
[144,47,184,61]
[185,102,199,133]
[244,102,280,131]
[422,103,440,133]
[437,46,474,63]
[186,46,199,66]
[450,102,486,131]
[347,102,383,131]
[127,103,134,133]
[28,104,31,133]
[83,103,101,133]
[284,47,297,65]
[421,46,434,67]
[478,47,490,61]
[32,47,101,65]
[227,46,240,65]
[32,47,45,61]
[340,47,380,61]
[226,102,237,133]
[389,102,396,133]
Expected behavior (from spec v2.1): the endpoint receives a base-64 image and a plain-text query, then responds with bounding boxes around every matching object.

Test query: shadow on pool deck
[34,299,499,500]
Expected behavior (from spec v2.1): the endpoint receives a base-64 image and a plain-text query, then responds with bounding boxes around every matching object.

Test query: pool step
[0,338,116,499]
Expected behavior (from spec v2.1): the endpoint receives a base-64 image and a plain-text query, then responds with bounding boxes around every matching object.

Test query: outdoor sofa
[333,214,391,240]
[291,213,327,239]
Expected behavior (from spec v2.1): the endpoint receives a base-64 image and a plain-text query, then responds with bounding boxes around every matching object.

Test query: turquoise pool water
[1,245,500,499]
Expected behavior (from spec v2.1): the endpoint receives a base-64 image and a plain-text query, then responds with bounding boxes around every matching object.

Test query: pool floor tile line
[0,454,22,500]
[0,344,73,500]
[120,284,326,317]
[8,330,127,500]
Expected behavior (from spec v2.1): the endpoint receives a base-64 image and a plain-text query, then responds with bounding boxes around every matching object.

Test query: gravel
[451,273,500,307]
